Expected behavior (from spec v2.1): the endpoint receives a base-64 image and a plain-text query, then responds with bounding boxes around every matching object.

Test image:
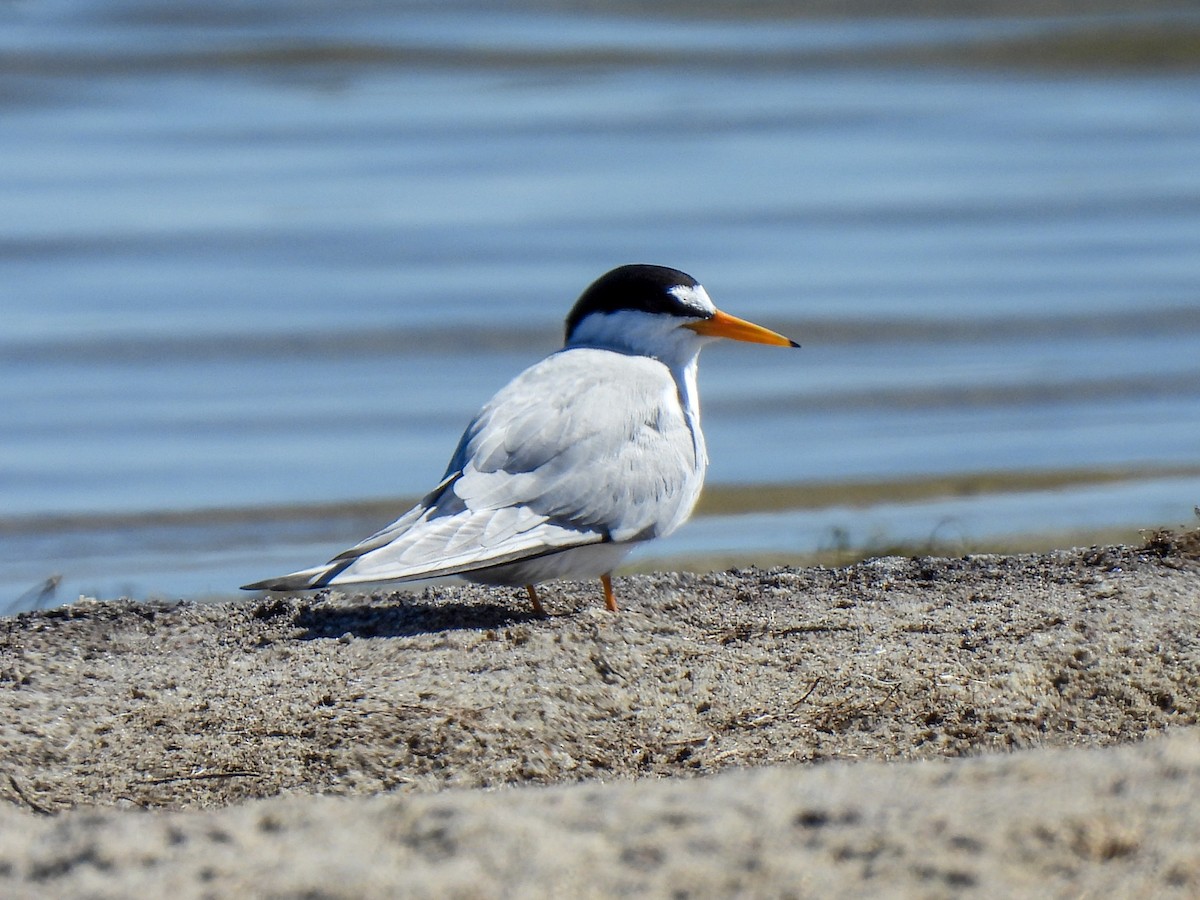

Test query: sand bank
[2,533,1197,896]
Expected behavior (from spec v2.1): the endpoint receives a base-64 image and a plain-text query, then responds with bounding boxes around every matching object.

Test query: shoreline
[6,463,1199,615]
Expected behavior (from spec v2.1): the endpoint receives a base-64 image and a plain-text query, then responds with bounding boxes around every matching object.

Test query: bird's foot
[525,584,547,617]
[601,573,618,613]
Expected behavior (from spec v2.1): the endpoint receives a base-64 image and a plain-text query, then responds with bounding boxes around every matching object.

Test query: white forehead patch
[669,283,716,317]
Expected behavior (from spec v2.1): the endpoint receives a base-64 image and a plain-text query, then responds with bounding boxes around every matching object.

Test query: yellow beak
[685,309,799,347]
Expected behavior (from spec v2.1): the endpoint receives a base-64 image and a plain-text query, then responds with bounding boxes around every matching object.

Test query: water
[3,2,1200,609]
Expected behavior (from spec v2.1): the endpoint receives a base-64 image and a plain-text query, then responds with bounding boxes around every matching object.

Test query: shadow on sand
[250,593,545,639]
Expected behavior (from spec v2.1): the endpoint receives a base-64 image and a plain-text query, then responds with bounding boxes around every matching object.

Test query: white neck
[676,354,708,471]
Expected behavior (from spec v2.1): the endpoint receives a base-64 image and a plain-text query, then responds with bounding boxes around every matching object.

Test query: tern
[242,264,798,613]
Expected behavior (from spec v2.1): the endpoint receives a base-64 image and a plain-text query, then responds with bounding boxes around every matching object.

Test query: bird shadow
[286,597,544,640]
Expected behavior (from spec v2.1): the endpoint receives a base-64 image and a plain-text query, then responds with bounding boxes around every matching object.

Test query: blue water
[3,3,1200,608]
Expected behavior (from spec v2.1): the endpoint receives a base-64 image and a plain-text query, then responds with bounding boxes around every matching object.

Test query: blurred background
[3,0,1199,611]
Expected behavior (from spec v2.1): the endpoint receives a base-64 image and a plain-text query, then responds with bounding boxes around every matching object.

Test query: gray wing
[243,348,704,591]
[450,348,704,539]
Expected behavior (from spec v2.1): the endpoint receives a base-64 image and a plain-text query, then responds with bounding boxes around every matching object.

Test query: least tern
[242,264,798,613]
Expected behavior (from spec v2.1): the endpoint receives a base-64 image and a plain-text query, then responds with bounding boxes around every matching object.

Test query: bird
[242,264,798,614]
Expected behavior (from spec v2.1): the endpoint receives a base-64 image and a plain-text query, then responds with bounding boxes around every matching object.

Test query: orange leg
[601,573,618,612]
[525,584,546,616]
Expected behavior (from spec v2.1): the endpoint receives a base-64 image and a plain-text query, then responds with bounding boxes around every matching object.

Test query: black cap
[564,264,710,342]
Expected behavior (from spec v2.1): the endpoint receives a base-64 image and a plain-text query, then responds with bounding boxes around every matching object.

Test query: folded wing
[242,348,703,591]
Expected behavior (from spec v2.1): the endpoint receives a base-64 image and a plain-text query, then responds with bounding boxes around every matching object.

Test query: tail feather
[240,560,351,592]
[240,484,607,592]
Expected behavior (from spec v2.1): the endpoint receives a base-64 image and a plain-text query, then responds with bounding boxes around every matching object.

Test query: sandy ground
[1,531,1198,897]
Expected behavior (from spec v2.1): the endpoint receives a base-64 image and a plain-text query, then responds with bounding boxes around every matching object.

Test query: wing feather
[451,348,703,539]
